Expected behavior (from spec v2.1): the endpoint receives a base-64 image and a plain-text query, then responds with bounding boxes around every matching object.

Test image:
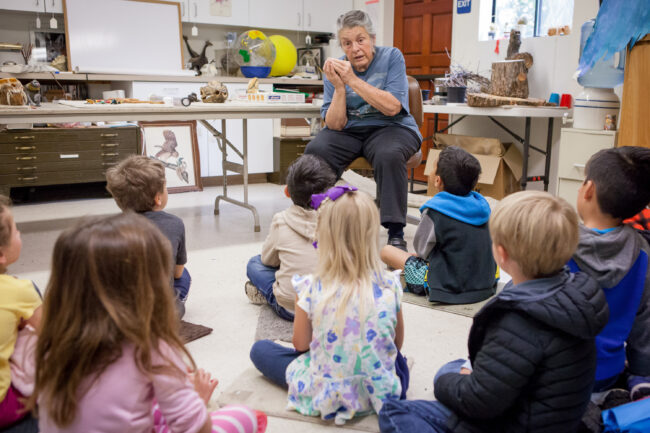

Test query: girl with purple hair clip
[250,186,409,425]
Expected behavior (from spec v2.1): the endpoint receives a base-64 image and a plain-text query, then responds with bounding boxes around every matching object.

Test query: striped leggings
[152,403,266,433]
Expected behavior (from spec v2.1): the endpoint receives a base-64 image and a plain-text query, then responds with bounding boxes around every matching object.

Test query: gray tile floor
[11,183,496,433]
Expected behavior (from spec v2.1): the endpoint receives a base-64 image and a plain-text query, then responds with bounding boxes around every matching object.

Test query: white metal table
[0,102,322,231]
[423,104,569,191]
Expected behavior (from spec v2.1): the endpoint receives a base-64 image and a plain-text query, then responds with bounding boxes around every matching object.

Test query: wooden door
[394,0,453,183]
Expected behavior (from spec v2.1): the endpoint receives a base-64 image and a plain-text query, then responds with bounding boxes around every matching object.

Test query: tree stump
[490,59,529,99]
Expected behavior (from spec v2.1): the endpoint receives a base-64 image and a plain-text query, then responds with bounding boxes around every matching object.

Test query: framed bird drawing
[140,120,203,193]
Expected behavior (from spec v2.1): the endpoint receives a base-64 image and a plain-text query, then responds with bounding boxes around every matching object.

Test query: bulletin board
[63,0,190,75]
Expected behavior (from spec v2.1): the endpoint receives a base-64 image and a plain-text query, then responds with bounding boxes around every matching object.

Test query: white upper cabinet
[0,0,44,13]
[45,0,63,13]
[248,0,302,31]
[189,0,249,26]
[173,0,190,22]
[303,0,352,33]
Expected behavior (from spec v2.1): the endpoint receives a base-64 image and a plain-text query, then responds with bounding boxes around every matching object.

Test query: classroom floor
[11,183,493,433]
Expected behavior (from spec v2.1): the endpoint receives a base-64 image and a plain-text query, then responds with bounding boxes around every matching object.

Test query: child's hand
[460,367,472,375]
[189,368,219,405]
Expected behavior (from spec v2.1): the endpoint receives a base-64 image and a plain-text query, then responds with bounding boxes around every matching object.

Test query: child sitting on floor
[106,155,190,318]
[31,213,266,433]
[250,187,408,425]
[245,154,336,321]
[379,191,609,433]
[570,146,650,401]
[0,195,41,431]
[381,145,496,304]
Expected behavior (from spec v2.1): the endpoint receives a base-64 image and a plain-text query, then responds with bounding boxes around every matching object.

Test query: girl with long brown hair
[32,213,265,433]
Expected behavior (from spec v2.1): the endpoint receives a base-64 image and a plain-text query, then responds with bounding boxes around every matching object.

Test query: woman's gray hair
[336,10,376,37]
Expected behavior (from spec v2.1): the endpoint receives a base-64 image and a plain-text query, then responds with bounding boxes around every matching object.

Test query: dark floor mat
[179,320,213,344]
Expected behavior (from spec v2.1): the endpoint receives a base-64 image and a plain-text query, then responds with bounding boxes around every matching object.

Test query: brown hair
[490,191,579,278]
[30,212,193,427]
[105,155,166,212]
[0,195,12,247]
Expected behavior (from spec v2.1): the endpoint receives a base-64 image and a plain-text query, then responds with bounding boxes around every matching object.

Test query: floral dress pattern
[286,272,403,425]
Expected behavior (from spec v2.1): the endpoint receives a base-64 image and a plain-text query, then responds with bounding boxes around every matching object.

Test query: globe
[235,30,276,78]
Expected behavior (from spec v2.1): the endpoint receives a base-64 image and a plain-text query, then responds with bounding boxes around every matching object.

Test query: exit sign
[457,0,471,14]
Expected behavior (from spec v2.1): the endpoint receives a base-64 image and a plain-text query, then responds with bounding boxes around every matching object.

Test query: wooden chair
[347,76,424,190]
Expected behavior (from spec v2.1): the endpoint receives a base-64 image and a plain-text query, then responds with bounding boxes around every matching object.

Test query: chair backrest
[407,76,423,128]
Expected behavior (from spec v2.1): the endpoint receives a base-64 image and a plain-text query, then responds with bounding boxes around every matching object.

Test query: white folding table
[0,102,322,231]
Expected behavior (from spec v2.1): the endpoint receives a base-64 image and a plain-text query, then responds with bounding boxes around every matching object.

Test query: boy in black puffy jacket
[379,191,609,433]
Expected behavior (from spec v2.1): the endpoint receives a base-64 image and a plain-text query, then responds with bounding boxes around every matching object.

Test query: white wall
[449,0,600,193]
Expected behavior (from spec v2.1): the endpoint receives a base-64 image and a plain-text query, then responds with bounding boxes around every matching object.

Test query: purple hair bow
[310,184,358,210]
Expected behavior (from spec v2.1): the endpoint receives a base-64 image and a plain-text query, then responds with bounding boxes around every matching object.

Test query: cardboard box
[424,134,523,200]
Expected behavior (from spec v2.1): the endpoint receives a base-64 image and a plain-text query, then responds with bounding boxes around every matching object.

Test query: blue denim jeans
[377,359,466,433]
[249,340,410,399]
[174,267,191,301]
[246,255,294,321]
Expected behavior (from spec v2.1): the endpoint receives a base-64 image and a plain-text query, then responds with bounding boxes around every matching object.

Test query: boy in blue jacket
[381,146,496,304]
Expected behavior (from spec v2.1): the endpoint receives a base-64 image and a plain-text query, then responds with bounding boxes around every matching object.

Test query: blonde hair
[0,195,12,248]
[490,191,578,278]
[105,155,166,212]
[30,213,193,427]
[314,191,384,324]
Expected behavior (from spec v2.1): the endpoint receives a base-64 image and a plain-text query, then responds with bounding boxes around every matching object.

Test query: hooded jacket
[434,270,609,433]
[571,225,650,378]
[261,205,318,313]
[416,191,496,304]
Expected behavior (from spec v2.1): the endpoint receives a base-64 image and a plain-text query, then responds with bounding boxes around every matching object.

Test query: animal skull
[200,80,228,103]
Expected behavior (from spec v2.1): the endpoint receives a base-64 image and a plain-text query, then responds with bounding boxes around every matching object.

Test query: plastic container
[447,86,466,103]
[240,66,271,78]
[577,19,625,89]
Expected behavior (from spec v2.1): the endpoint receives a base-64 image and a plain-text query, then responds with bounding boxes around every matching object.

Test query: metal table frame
[423,104,568,191]
[0,102,321,231]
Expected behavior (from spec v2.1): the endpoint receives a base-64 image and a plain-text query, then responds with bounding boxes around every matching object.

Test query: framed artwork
[30,30,67,67]
[297,47,323,68]
[140,121,202,193]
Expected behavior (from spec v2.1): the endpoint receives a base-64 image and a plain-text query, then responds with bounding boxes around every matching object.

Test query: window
[480,0,574,40]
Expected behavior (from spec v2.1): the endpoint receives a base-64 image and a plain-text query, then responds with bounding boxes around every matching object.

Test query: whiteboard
[64,0,192,76]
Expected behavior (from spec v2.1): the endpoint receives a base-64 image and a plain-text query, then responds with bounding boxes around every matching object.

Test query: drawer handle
[14,136,35,140]
[15,146,36,151]
[101,133,118,137]
[102,162,117,167]
[16,166,36,171]
[573,163,586,169]
[18,176,38,181]
[101,143,119,148]
[16,156,36,161]
[101,152,119,157]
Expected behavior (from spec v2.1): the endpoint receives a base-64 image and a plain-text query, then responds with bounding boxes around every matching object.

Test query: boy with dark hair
[379,191,610,433]
[381,146,496,304]
[106,155,190,318]
[570,146,650,400]
[245,154,336,320]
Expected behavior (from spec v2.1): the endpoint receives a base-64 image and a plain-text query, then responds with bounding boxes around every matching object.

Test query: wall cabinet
[556,128,617,209]
[187,0,249,27]
[248,0,351,33]
[44,0,63,13]
[302,0,351,33]
[0,0,62,13]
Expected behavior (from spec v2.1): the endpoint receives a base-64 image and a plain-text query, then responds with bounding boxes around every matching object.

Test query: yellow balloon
[269,35,297,77]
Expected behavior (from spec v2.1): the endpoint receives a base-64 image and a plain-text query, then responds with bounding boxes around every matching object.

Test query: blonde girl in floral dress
[250,186,408,425]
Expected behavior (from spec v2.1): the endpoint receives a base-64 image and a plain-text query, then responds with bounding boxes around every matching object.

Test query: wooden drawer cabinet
[268,136,311,184]
[556,128,617,208]
[0,127,141,195]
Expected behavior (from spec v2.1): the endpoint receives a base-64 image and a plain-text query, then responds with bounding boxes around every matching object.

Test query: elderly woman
[305,10,422,251]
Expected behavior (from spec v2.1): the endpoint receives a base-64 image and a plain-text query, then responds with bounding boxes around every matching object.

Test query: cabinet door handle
[15,146,36,151]
[14,136,35,140]
[100,133,118,137]
[573,163,586,169]
[16,166,37,171]
[297,12,301,27]
[16,156,37,161]
[101,152,119,157]
[52,0,55,6]
[102,162,118,167]
[308,13,311,27]
[101,143,119,148]
[194,2,197,16]
[18,176,38,182]
[181,1,184,16]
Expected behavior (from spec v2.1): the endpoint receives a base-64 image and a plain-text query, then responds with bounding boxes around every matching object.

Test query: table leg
[521,117,531,191]
[543,118,554,192]
[200,119,261,232]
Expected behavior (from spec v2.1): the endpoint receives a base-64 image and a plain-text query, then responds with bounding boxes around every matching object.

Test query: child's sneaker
[630,382,650,401]
[245,281,267,305]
